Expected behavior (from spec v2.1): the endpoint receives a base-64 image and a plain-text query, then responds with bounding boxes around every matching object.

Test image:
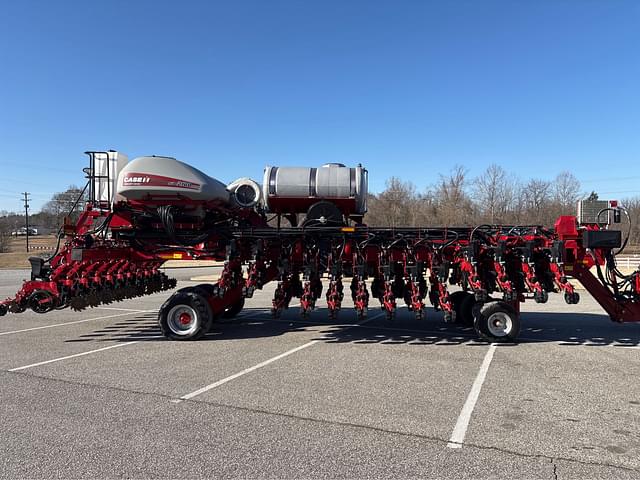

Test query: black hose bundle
[157,205,177,241]
[156,205,233,247]
[592,206,637,299]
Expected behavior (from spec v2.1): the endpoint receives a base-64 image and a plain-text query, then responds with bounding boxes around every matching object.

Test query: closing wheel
[222,298,245,319]
[564,291,580,305]
[159,290,213,340]
[534,290,549,304]
[29,290,57,314]
[473,301,520,343]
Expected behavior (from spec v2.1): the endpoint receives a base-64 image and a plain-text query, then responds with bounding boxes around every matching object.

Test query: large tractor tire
[473,301,520,343]
[159,289,213,340]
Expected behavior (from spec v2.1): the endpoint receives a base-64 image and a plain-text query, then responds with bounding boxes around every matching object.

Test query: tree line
[365,164,640,246]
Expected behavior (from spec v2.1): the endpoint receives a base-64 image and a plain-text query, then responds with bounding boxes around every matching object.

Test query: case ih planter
[1,151,638,343]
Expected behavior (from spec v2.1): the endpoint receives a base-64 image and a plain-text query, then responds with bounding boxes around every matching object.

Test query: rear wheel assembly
[159,290,213,340]
[473,301,520,343]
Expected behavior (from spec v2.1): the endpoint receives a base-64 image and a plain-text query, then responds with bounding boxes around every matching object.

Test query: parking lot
[1,266,640,479]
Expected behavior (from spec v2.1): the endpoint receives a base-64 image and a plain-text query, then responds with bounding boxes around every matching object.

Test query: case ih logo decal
[123,173,200,190]
[123,176,151,184]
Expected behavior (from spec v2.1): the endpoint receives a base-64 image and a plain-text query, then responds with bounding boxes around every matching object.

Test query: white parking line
[447,344,497,449]
[8,341,139,372]
[0,311,155,336]
[178,340,319,401]
[175,312,384,402]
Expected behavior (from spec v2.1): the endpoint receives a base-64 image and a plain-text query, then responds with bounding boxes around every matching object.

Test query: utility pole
[22,192,30,253]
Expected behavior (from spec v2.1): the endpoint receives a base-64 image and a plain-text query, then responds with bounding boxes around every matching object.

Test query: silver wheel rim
[167,305,198,336]
[487,311,513,337]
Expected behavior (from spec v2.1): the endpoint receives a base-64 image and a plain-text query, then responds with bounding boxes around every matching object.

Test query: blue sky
[1,0,639,212]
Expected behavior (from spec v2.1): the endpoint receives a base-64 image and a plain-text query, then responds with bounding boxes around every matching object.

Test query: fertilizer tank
[263,163,368,216]
[116,156,231,204]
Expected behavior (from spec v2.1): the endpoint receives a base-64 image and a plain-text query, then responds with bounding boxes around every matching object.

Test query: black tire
[222,298,245,318]
[534,290,549,304]
[564,291,580,305]
[473,301,520,343]
[28,290,57,314]
[302,201,345,227]
[159,290,213,340]
[449,291,473,325]
[458,294,477,326]
[9,302,27,313]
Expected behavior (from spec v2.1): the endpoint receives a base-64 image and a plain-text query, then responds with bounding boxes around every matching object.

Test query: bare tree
[472,164,517,224]
[521,179,552,224]
[552,171,581,210]
[365,177,417,227]
[433,165,475,225]
[41,185,87,227]
[413,190,439,226]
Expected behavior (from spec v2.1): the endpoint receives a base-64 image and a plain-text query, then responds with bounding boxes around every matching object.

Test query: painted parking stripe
[8,341,139,372]
[0,310,155,336]
[447,343,497,449]
[176,312,384,402]
[178,340,319,401]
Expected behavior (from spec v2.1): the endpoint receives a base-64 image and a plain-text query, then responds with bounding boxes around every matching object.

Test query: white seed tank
[116,156,231,204]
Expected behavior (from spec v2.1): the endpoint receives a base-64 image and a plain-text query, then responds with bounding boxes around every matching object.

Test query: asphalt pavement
[1,267,640,479]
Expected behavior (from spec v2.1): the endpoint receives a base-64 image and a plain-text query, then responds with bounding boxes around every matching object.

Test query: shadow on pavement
[66,306,640,348]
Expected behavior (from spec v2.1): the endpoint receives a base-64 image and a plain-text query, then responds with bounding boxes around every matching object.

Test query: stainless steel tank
[262,163,368,215]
